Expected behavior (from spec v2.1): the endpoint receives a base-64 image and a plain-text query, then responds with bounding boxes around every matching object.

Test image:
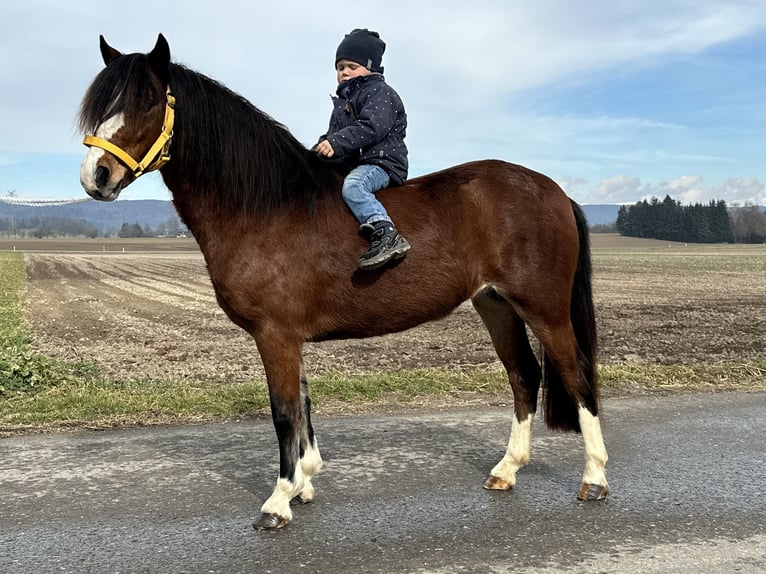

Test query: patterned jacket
[318,73,408,185]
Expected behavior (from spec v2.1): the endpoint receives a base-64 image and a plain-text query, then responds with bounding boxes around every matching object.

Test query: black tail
[543,200,599,432]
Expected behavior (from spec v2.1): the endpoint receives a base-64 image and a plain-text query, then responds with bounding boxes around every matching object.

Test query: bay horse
[78,34,609,530]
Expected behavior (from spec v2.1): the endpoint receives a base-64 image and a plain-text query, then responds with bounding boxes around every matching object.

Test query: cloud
[718,177,766,205]
[3,2,766,202]
[577,174,766,206]
[557,176,589,192]
[0,155,20,167]
[664,175,765,206]
[386,2,766,97]
[5,1,766,152]
[586,174,645,203]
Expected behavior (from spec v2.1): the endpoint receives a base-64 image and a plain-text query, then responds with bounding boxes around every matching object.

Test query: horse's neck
[164,177,290,266]
[164,180,234,256]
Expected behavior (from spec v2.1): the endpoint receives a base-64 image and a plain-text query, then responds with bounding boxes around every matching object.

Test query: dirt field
[5,235,765,384]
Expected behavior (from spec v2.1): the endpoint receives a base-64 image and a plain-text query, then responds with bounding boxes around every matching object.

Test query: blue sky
[2,1,765,206]
[512,31,766,204]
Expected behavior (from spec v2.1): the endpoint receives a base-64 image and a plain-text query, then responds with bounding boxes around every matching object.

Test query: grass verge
[1,361,764,434]
[0,254,92,396]
[0,369,509,432]
[598,361,766,393]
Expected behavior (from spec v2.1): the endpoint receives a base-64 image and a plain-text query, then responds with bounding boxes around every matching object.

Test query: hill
[1,199,625,234]
[580,204,620,225]
[0,199,183,235]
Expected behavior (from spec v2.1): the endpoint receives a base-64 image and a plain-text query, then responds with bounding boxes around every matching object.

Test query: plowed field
[7,236,765,384]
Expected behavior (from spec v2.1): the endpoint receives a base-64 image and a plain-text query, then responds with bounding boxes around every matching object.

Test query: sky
[2,1,766,206]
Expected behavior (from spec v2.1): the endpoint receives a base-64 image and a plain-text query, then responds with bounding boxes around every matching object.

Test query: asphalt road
[1,392,764,573]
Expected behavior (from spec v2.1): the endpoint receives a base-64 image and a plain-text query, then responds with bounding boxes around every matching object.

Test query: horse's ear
[148,33,171,86]
[99,35,122,65]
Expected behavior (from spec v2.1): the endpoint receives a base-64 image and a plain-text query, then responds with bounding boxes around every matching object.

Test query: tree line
[616,196,766,243]
[115,221,187,238]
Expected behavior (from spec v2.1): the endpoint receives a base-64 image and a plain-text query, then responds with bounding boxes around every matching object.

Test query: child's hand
[316,140,335,158]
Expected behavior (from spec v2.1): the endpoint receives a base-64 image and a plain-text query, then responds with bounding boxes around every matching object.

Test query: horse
[78,34,609,530]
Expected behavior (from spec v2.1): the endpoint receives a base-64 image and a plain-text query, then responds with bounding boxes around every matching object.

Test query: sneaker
[358,221,411,270]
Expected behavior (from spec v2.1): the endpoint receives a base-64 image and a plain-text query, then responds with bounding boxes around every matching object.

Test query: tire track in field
[24,253,261,383]
[53,254,218,313]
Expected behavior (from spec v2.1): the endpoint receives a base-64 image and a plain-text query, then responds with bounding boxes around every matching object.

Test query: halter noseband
[83,87,176,179]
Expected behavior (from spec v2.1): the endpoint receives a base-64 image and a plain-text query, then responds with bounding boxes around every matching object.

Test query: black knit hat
[335,29,386,73]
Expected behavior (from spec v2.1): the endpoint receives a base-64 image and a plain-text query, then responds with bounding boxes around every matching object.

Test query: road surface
[1,392,764,573]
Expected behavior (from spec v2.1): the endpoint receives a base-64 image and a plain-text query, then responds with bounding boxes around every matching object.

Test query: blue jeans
[341,165,392,225]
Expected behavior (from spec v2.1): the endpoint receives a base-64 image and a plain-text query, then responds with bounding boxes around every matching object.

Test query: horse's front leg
[295,364,323,504]
[253,334,321,530]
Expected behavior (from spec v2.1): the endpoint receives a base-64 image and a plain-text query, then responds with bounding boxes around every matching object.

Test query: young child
[315,28,410,271]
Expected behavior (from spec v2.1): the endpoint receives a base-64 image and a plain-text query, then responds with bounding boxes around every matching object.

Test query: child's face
[336,60,370,84]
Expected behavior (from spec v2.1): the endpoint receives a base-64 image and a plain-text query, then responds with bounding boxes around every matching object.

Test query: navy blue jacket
[318,74,408,185]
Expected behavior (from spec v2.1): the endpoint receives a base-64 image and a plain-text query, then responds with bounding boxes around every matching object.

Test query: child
[315,28,410,271]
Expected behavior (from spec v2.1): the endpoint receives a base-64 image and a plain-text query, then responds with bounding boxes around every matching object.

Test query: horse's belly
[309,298,466,342]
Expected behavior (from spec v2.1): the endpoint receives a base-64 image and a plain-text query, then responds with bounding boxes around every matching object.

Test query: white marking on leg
[298,438,323,502]
[80,113,125,190]
[579,406,609,490]
[260,465,306,522]
[490,412,534,486]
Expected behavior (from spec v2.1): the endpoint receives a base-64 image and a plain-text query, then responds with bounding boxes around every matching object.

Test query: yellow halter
[83,87,176,178]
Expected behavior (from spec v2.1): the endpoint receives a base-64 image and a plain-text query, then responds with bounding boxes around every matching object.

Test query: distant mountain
[10,200,739,233]
[2,198,760,235]
[581,204,620,225]
[0,199,182,234]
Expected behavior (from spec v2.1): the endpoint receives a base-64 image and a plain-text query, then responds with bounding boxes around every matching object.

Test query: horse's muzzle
[80,161,124,202]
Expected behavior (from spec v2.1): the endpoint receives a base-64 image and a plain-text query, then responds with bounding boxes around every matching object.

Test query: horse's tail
[543,200,599,432]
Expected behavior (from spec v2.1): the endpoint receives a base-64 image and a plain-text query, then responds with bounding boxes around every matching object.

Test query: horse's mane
[78,53,343,216]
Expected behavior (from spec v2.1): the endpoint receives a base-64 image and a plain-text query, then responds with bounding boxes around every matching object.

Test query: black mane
[79,53,343,215]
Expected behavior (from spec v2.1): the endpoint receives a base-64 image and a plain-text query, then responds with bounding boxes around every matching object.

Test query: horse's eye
[144,94,159,112]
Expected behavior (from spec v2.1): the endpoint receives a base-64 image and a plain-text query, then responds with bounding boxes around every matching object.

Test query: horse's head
[78,34,174,201]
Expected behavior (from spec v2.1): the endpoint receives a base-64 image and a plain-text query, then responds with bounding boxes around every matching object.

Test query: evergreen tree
[617,196,735,243]
[616,205,629,235]
[712,200,732,242]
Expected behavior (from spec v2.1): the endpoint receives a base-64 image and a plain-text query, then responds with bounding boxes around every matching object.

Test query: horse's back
[403,159,565,197]
[383,159,579,268]
[389,159,575,230]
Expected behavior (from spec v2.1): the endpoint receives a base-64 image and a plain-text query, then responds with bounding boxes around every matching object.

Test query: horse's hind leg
[472,287,542,490]
[576,401,608,500]
[530,319,609,500]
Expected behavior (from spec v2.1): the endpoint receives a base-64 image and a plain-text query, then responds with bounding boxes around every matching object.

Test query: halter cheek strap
[83,87,176,179]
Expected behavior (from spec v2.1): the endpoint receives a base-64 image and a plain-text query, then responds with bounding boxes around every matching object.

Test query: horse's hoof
[577,483,609,501]
[253,513,289,531]
[294,482,315,505]
[483,475,513,490]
